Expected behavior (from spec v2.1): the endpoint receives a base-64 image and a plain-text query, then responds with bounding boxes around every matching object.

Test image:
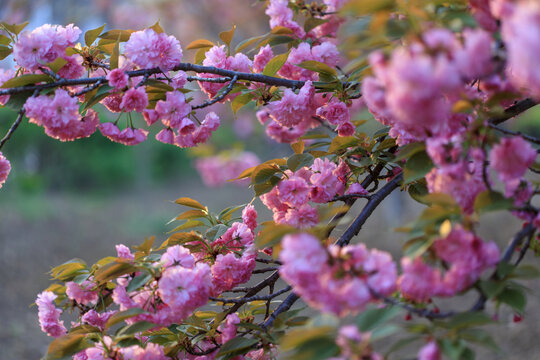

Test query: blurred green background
[2,1,540,359]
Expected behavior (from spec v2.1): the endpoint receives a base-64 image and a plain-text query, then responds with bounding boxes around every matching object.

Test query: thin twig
[0,107,26,150]
[192,75,238,109]
[489,98,536,126]
[73,79,104,97]
[252,267,279,274]
[261,293,300,329]
[488,122,540,145]
[336,173,403,247]
[211,286,292,304]
[187,76,232,83]
[332,193,371,202]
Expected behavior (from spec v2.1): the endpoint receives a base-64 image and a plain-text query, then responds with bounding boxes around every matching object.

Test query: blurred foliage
[0,106,195,193]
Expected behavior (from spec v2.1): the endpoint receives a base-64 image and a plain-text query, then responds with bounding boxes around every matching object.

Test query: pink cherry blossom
[268,80,314,127]
[242,205,258,231]
[253,45,274,73]
[501,1,540,99]
[66,280,99,306]
[418,341,441,360]
[316,99,350,126]
[116,244,134,260]
[398,257,442,302]
[120,87,148,112]
[157,262,212,319]
[0,152,11,189]
[124,29,183,71]
[106,68,129,89]
[489,136,536,183]
[120,343,167,360]
[211,249,256,293]
[81,310,116,330]
[161,245,195,268]
[155,91,192,128]
[36,291,67,337]
[13,24,81,70]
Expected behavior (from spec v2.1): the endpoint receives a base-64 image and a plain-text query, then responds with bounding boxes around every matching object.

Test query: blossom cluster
[362,27,493,146]
[279,233,397,316]
[195,151,260,187]
[260,158,358,228]
[398,226,499,302]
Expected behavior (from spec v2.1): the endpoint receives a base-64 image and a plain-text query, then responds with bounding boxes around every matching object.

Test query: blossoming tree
[1,0,540,359]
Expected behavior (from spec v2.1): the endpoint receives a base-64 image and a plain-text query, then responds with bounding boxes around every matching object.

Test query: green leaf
[186,39,215,50]
[251,164,281,185]
[218,204,246,222]
[47,57,68,74]
[328,136,357,153]
[297,60,338,77]
[479,279,506,299]
[168,220,205,232]
[439,338,467,360]
[219,24,236,48]
[403,150,434,184]
[216,337,258,359]
[0,34,11,46]
[1,21,29,35]
[110,36,120,70]
[99,29,133,42]
[175,197,206,210]
[126,273,152,293]
[118,321,156,336]
[395,142,425,161]
[149,21,164,34]
[0,45,12,60]
[175,209,207,221]
[45,334,92,360]
[511,264,540,279]
[206,224,229,241]
[85,24,106,46]
[231,92,254,115]
[459,328,499,351]
[287,153,314,172]
[83,85,113,110]
[106,308,145,328]
[356,305,401,332]
[342,0,395,15]
[94,262,137,283]
[256,223,296,248]
[436,312,493,330]
[162,232,202,248]
[498,287,526,313]
[408,180,429,204]
[304,18,329,33]
[474,190,513,214]
[235,35,266,53]
[1,74,51,88]
[263,52,289,77]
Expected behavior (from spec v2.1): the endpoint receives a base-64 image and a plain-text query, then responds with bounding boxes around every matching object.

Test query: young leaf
[46,334,92,360]
[263,52,289,77]
[219,24,237,48]
[186,39,215,50]
[175,197,206,210]
[85,24,106,46]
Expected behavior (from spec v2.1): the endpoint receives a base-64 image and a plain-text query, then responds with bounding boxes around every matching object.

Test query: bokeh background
[1,1,540,359]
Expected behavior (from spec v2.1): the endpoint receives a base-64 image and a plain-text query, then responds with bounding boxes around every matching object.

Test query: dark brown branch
[211,286,292,304]
[0,62,311,97]
[336,173,403,247]
[370,289,455,319]
[252,267,279,274]
[488,122,540,145]
[332,193,371,202]
[261,293,300,329]
[0,107,25,150]
[192,75,238,109]
[489,98,536,125]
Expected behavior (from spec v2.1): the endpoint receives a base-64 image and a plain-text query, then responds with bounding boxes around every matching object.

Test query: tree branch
[0,107,26,151]
[0,62,315,97]
[192,75,238,109]
[336,173,403,247]
[489,98,536,125]
[211,286,292,304]
[488,122,540,145]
